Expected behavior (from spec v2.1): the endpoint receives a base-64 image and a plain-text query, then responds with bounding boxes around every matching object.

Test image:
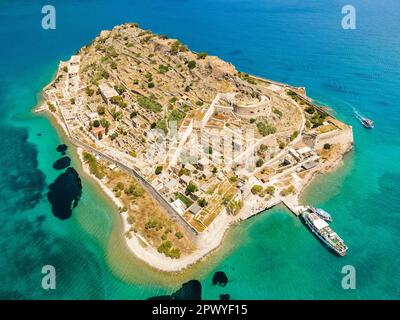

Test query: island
[37,23,354,271]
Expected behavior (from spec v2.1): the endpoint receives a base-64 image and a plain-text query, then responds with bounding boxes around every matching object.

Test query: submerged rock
[47,167,82,220]
[148,280,202,300]
[56,144,68,155]
[53,156,71,170]
[212,271,228,287]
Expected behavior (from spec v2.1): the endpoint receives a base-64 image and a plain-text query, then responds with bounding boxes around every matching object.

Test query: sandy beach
[77,147,235,272]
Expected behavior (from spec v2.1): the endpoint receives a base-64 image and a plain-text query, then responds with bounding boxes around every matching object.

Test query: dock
[34,104,47,113]
[282,198,307,216]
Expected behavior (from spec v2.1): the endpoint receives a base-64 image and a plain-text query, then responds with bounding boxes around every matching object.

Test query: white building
[98,83,119,104]
[171,199,186,215]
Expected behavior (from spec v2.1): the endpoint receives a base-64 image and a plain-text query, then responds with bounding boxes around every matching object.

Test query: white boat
[361,118,374,129]
[313,207,333,222]
[302,210,348,256]
[353,107,374,129]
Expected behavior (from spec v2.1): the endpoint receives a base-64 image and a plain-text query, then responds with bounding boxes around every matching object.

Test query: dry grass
[100,163,196,257]
[317,124,337,134]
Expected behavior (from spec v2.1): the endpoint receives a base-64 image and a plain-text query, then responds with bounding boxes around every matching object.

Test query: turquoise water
[0,0,399,299]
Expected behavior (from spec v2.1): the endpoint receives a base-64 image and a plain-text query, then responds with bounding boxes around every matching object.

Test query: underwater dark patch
[53,156,71,170]
[47,167,82,220]
[35,214,46,224]
[228,49,242,56]
[219,294,230,300]
[0,290,27,300]
[1,216,104,299]
[322,82,358,96]
[212,271,228,287]
[0,125,45,212]
[56,144,68,155]
[148,280,202,300]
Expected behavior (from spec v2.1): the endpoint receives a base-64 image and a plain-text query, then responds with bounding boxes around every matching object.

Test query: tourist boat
[313,207,333,222]
[302,210,348,256]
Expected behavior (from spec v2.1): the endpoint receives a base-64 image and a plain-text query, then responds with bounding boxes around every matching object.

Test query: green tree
[97,105,106,115]
[265,186,275,196]
[257,122,276,136]
[170,40,182,54]
[290,131,299,141]
[205,146,213,154]
[256,159,264,167]
[137,96,162,113]
[100,118,110,129]
[158,64,170,74]
[175,232,183,239]
[273,108,283,117]
[85,86,94,96]
[260,144,268,152]
[251,185,263,195]
[186,182,198,195]
[155,166,163,175]
[130,111,138,118]
[157,241,172,254]
[48,103,56,112]
[197,52,208,60]
[187,60,196,70]
[197,198,208,208]
[114,84,126,95]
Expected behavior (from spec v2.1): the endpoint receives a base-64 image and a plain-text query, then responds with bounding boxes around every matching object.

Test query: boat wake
[352,106,364,122]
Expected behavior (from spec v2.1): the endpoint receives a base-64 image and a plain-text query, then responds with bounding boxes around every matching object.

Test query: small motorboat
[314,208,333,222]
[353,107,374,129]
[361,118,374,129]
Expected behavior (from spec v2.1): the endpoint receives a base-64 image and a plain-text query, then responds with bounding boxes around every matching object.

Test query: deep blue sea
[0,0,399,299]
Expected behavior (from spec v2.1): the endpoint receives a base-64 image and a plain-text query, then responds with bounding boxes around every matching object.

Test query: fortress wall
[215,105,233,114]
[233,96,271,119]
[315,126,354,149]
[234,104,270,118]
[201,93,220,127]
